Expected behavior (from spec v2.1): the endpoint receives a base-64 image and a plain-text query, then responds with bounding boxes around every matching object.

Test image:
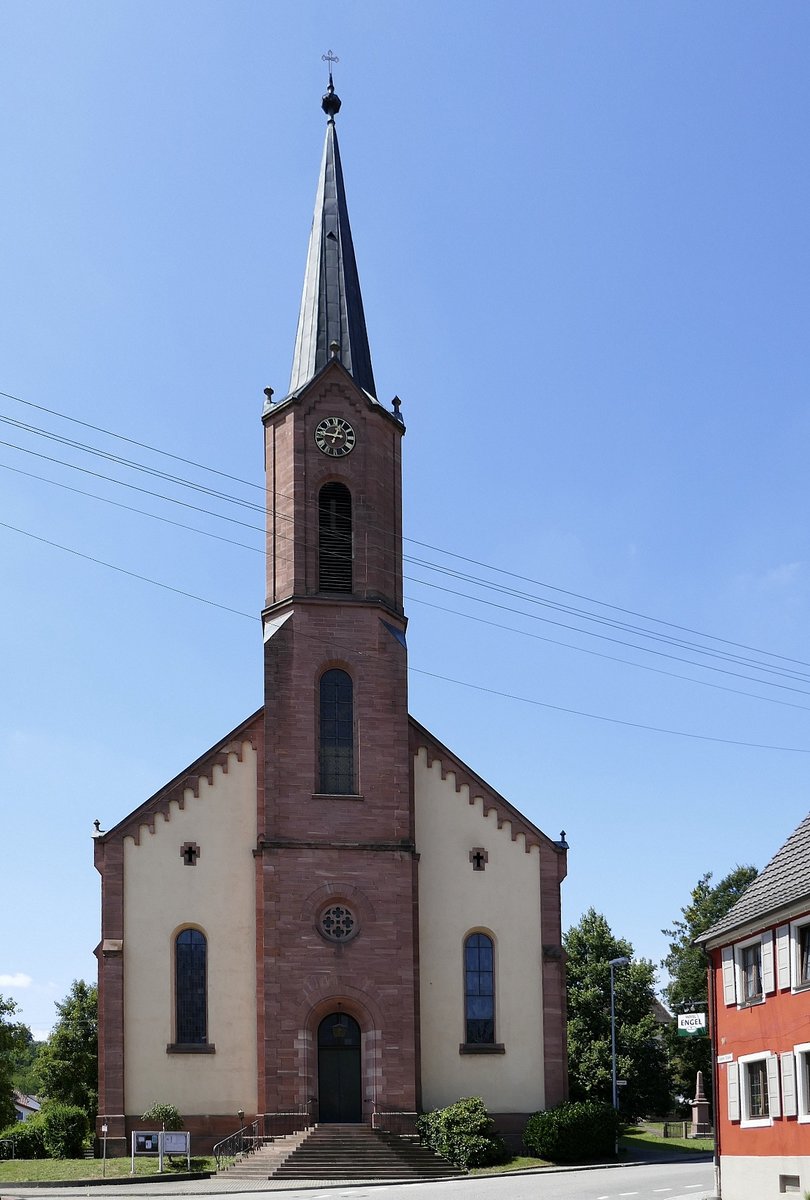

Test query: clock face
[315,416,356,457]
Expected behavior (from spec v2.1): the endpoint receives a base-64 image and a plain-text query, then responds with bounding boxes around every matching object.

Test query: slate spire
[288,73,377,400]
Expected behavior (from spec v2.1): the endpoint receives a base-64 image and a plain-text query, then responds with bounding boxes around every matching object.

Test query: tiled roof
[696,810,810,945]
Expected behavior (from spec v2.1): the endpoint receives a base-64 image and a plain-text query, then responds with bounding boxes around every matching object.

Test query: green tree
[0,995,30,1128]
[11,1027,46,1096]
[565,909,672,1119]
[662,865,757,1110]
[141,1102,183,1131]
[36,981,98,1118]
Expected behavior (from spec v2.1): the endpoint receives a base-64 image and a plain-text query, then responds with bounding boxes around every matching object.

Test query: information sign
[163,1131,190,1155]
[677,1012,708,1038]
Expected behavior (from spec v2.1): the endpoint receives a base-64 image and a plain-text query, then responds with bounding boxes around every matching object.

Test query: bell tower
[255,73,418,1121]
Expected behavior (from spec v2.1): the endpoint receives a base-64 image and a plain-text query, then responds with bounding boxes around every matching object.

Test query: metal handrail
[213,1120,259,1171]
[259,1103,314,1139]
[371,1104,419,1135]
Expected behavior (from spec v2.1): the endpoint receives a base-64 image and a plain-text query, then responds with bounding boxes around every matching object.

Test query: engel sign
[677,1012,707,1037]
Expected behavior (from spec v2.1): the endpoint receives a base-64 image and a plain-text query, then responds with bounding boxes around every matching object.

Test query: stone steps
[271,1122,464,1180]
[218,1130,309,1178]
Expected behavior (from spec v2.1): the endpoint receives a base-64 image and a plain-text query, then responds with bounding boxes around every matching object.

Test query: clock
[315,416,356,457]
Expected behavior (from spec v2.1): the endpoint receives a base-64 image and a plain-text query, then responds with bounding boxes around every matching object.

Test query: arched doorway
[317,1012,362,1122]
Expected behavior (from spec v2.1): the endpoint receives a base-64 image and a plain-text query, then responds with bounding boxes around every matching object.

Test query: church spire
[287,68,377,400]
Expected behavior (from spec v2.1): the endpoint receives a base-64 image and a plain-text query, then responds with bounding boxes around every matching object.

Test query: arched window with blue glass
[464,931,495,1044]
[319,668,354,794]
[175,928,207,1045]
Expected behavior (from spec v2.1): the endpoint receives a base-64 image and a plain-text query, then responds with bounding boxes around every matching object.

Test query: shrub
[524,1100,621,1163]
[141,1103,183,1131]
[41,1103,89,1158]
[0,1114,47,1158]
[417,1096,508,1168]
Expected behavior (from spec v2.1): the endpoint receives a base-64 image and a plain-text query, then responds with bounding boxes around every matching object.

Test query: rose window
[320,905,356,941]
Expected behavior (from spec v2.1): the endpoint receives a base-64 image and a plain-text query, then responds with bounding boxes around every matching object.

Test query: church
[93,76,569,1154]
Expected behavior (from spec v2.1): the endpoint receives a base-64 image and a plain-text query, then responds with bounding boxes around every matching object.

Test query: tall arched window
[175,928,207,1045]
[319,483,353,593]
[464,932,495,1044]
[319,668,354,794]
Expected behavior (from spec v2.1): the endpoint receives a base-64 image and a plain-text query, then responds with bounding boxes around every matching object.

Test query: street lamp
[609,956,630,1112]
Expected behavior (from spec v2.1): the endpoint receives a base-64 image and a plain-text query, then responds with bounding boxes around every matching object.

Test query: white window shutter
[767,1053,781,1118]
[722,945,736,1005]
[762,932,775,994]
[781,1051,797,1118]
[727,1062,740,1121]
[776,924,791,990]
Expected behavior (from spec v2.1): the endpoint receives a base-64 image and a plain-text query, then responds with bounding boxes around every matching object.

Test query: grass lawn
[0,1156,214,1182]
[621,1124,714,1154]
[470,1155,551,1175]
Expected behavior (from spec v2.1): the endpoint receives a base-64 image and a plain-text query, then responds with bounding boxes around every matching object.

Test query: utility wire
[0,520,257,621]
[409,669,810,755]
[405,596,810,713]
[4,391,810,689]
[406,576,810,699]
[0,412,263,512]
[0,461,264,554]
[0,439,265,533]
[0,389,262,491]
[4,438,810,698]
[3,516,808,755]
[5,456,806,713]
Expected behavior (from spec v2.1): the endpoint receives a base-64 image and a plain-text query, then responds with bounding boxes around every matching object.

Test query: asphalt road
[2,1160,716,1200]
[219,1162,715,1200]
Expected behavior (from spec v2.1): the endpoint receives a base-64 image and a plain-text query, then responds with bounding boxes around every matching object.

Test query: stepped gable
[102,709,262,846]
[409,716,563,856]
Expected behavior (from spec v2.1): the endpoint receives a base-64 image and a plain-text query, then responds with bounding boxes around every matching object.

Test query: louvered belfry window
[319,668,354,794]
[319,483,352,593]
[175,928,207,1044]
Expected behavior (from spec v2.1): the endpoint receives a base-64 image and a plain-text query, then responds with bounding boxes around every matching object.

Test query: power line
[3,517,809,755]
[0,438,266,532]
[408,669,810,754]
[3,387,809,674]
[406,575,810,699]
[0,461,264,554]
[3,451,804,709]
[5,454,806,711]
[3,391,806,676]
[0,412,264,512]
[0,389,263,492]
[406,595,810,712]
[0,520,258,621]
[4,392,810,688]
[5,432,810,699]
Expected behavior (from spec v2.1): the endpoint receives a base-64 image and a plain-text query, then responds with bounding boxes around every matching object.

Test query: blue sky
[2,1,809,1039]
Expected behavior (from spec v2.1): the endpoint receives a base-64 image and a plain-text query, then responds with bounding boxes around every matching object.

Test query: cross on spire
[322,48,340,91]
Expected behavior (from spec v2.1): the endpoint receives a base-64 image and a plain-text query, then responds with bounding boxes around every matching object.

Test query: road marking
[618,1193,640,1197]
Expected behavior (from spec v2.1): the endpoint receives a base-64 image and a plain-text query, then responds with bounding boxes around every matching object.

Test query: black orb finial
[321,50,341,119]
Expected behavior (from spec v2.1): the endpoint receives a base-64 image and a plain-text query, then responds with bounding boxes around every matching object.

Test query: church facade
[94,79,568,1153]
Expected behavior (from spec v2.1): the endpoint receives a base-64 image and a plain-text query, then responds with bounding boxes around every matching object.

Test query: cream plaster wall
[414,748,544,1113]
[720,1154,810,1199]
[123,745,258,1115]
